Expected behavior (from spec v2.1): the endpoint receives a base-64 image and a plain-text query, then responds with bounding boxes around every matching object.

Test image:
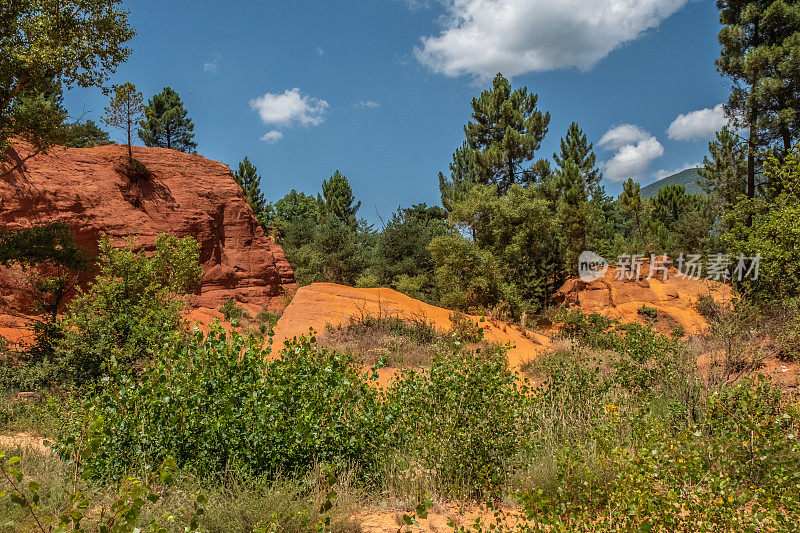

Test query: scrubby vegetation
[4,0,800,531]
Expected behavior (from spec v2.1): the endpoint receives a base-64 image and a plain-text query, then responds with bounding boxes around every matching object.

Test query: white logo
[578,251,608,282]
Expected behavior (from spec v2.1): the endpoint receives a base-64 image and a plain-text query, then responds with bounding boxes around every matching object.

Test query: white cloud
[250,88,329,127]
[203,53,221,73]
[260,130,284,144]
[598,124,653,151]
[599,124,664,182]
[667,103,729,141]
[355,100,380,109]
[415,0,689,79]
[651,161,701,181]
[317,47,325,56]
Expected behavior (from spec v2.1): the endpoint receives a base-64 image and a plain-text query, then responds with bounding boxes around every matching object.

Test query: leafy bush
[220,298,248,322]
[637,303,657,319]
[70,327,389,481]
[53,234,201,385]
[385,349,529,498]
[695,293,720,318]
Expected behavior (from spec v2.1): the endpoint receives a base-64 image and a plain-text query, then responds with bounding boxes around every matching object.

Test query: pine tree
[698,126,747,212]
[651,184,688,228]
[553,122,602,194]
[320,171,361,227]
[438,142,480,212]
[138,87,197,152]
[65,119,111,148]
[620,178,645,241]
[102,82,144,163]
[463,73,550,193]
[557,160,590,264]
[233,157,267,217]
[716,0,800,198]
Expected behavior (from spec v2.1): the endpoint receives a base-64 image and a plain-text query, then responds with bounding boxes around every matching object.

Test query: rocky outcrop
[271,283,550,367]
[554,260,731,335]
[0,141,295,319]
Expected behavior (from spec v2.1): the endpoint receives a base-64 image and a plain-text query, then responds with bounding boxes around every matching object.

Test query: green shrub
[385,348,529,498]
[695,293,720,318]
[220,298,249,322]
[555,309,618,347]
[69,327,389,481]
[52,234,202,386]
[637,304,657,319]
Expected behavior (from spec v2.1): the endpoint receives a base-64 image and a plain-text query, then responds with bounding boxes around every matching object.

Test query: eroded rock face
[554,260,731,335]
[0,142,295,318]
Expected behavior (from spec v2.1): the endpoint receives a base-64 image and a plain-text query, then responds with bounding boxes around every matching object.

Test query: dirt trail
[271,283,549,368]
[0,432,50,455]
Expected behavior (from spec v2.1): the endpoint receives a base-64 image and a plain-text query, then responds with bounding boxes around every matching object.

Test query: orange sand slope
[555,261,731,335]
[272,283,549,367]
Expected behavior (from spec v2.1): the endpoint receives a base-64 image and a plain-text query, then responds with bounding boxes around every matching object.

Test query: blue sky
[63,0,729,224]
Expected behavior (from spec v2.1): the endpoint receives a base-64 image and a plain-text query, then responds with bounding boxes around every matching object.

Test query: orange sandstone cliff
[0,142,295,325]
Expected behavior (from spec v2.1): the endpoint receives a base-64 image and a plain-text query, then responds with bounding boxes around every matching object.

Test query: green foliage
[269,189,321,251]
[0,223,88,386]
[620,177,645,241]
[233,156,268,217]
[386,349,529,498]
[439,142,481,212]
[320,171,361,228]
[0,0,134,162]
[73,328,389,481]
[463,73,551,193]
[102,82,145,162]
[553,122,601,193]
[373,203,448,301]
[138,87,197,152]
[637,304,658,319]
[725,147,800,299]
[220,298,249,323]
[650,184,688,228]
[0,446,205,533]
[556,160,590,269]
[432,183,561,317]
[717,0,800,161]
[63,119,112,148]
[54,234,201,385]
[698,126,747,215]
[292,213,372,286]
[0,223,86,272]
[429,233,501,312]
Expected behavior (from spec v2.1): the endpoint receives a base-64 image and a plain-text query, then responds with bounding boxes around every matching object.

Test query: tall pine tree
[320,171,361,227]
[698,126,747,212]
[233,157,267,217]
[438,142,480,212]
[620,178,645,241]
[716,0,800,198]
[553,122,602,194]
[463,73,550,193]
[138,87,197,152]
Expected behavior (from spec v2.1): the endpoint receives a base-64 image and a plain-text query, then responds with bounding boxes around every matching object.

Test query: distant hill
[640,168,703,199]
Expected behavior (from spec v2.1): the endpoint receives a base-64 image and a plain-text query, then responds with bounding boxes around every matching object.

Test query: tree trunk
[781,124,791,156]
[747,110,757,200]
[127,115,133,162]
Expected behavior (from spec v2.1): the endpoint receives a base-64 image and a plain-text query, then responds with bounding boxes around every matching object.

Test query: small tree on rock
[102,83,144,165]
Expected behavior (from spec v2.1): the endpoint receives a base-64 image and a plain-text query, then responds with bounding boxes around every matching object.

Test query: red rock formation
[0,141,295,321]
